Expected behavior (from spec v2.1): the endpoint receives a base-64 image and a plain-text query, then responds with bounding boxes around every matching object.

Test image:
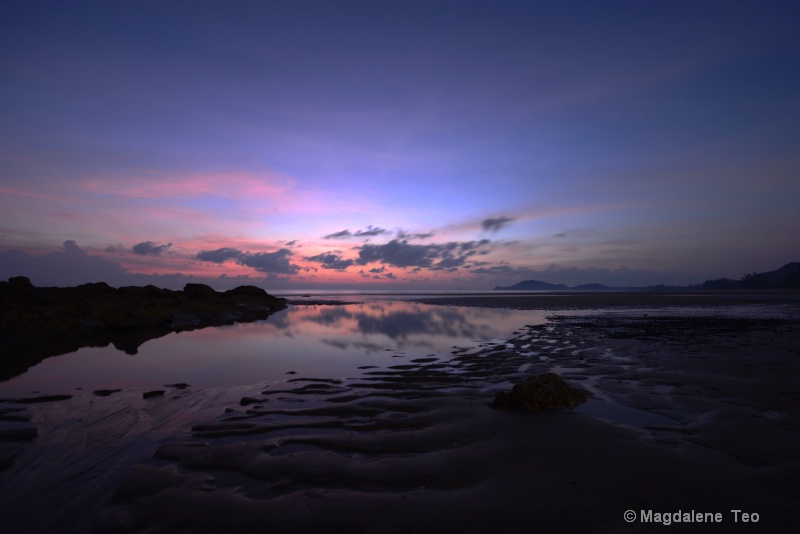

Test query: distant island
[494,280,612,291]
[495,262,800,291]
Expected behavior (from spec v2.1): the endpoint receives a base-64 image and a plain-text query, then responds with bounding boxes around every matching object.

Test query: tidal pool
[0,300,549,397]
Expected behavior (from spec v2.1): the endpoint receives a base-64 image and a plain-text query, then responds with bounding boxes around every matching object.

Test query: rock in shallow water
[164,383,190,390]
[93,389,122,397]
[491,373,590,411]
[13,394,73,404]
[0,277,287,381]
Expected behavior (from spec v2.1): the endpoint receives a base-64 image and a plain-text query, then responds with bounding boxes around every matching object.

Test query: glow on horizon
[2,1,799,290]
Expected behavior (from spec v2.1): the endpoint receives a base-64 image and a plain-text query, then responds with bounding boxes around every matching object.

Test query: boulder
[184,283,216,299]
[224,285,270,299]
[8,276,34,290]
[492,373,590,411]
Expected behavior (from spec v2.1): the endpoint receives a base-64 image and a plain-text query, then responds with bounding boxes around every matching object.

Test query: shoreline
[0,277,287,382]
[1,295,799,532]
[410,289,800,309]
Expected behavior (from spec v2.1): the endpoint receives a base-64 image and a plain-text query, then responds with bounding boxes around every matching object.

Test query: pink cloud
[82,171,295,200]
[0,187,73,202]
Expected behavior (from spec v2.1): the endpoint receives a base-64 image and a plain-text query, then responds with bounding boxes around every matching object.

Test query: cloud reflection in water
[0,301,548,396]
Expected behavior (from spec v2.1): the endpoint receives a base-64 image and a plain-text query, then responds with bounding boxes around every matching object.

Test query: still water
[0,300,549,397]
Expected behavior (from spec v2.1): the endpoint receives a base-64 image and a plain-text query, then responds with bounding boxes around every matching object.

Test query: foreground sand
[1,292,799,533]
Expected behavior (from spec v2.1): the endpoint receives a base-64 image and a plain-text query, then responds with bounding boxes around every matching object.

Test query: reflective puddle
[0,300,548,397]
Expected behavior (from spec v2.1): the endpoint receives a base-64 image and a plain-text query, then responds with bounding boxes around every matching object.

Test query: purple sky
[2,0,799,290]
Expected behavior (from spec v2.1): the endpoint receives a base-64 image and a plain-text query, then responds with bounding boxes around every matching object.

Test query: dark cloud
[357,240,434,268]
[461,239,490,250]
[396,230,434,240]
[196,248,243,263]
[305,253,355,271]
[482,216,515,233]
[196,247,300,275]
[1,241,131,287]
[132,241,172,256]
[239,249,299,274]
[324,226,389,240]
[0,241,302,290]
[435,256,466,269]
[324,230,352,239]
[470,265,517,276]
[360,266,396,280]
[1,239,701,290]
[355,226,388,237]
[355,239,491,271]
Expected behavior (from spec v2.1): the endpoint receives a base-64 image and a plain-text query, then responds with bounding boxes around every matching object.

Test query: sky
[2,0,799,291]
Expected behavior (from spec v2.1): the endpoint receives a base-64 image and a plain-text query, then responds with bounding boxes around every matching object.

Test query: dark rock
[184,283,216,299]
[77,281,115,294]
[0,427,38,442]
[239,396,263,406]
[143,390,165,399]
[223,285,268,298]
[491,373,590,411]
[164,383,190,389]
[8,276,34,290]
[0,279,287,381]
[0,414,29,422]
[93,389,122,397]
[14,395,73,404]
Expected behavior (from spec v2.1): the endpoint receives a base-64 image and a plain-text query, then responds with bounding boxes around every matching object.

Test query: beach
[1,292,799,533]
[7,1,800,531]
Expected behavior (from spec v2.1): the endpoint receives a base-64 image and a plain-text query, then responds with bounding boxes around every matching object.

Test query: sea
[0,291,551,397]
[3,289,797,399]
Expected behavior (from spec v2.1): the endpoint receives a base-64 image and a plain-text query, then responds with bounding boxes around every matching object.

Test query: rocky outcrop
[491,373,590,411]
[0,277,287,381]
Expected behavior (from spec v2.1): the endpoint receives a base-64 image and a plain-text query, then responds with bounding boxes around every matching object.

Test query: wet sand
[2,292,799,533]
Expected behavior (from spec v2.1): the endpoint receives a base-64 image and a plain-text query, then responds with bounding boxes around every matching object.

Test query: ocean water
[0,298,549,397]
[5,291,796,399]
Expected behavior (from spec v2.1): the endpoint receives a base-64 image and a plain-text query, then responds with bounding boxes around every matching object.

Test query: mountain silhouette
[699,262,800,289]
[495,263,800,291]
[494,280,607,291]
